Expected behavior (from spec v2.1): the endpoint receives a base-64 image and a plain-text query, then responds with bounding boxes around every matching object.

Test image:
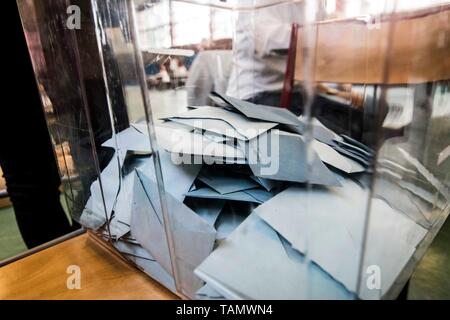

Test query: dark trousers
[0,101,80,249]
[0,3,80,249]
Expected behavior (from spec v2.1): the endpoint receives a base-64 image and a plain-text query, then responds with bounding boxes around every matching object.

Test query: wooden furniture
[280,4,449,137]
[294,4,450,84]
[0,232,178,300]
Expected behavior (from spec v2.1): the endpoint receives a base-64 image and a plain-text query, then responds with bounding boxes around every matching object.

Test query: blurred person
[226,0,304,112]
[169,57,180,75]
[158,65,171,89]
[186,50,233,105]
[226,0,364,139]
[174,60,188,79]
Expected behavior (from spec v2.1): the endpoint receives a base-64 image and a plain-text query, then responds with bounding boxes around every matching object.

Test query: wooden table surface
[0,233,178,300]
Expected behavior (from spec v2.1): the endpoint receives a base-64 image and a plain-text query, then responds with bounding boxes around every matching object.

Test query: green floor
[0,204,448,299]
[0,206,27,261]
[408,217,450,299]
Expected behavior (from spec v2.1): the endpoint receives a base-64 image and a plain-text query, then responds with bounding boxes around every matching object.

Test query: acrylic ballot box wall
[17,0,450,299]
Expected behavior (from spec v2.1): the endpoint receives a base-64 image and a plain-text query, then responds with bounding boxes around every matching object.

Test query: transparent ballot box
[17,0,449,299]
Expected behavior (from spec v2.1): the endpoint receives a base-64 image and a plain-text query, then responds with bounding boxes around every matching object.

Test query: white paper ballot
[169,117,248,140]
[312,140,365,174]
[283,115,342,145]
[184,198,226,226]
[113,240,176,293]
[131,169,216,297]
[255,176,427,298]
[157,150,202,202]
[200,130,232,143]
[198,168,259,194]
[82,125,156,230]
[215,208,249,241]
[245,130,342,186]
[398,147,450,201]
[80,152,122,229]
[109,147,200,239]
[102,126,152,154]
[185,187,270,204]
[374,177,434,228]
[195,212,354,299]
[155,123,245,161]
[212,92,303,126]
[108,171,135,238]
[164,106,277,140]
[132,120,193,135]
[250,176,282,191]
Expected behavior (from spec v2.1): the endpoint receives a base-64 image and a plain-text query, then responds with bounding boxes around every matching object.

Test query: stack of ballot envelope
[78,92,429,299]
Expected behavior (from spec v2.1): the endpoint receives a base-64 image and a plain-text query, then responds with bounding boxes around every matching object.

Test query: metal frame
[0,228,85,268]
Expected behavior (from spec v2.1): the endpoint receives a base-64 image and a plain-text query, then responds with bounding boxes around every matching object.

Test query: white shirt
[226,1,303,100]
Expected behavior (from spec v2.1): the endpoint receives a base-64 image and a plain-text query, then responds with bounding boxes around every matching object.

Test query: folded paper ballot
[80,152,122,229]
[244,188,275,203]
[150,150,202,202]
[341,134,374,156]
[397,147,450,201]
[214,202,256,240]
[185,186,271,204]
[254,175,427,298]
[244,130,342,186]
[135,121,244,162]
[197,167,259,194]
[211,91,303,126]
[164,106,277,140]
[82,125,151,230]
[331,145,371,167]
[334,139,373,160]
[108,146,201,238]
[283,115,341,146]
[102,126,152,154]
[286,116,374,165]
[155,123,245,162]
[298,115,343,142]
[196,129,231,143]
[113,240,176,292]
[170,117,248,140]
[396,179,446,210]
[311,140,365,174]
[374,177,434,228]
[132,120,193,135]
[184,198,226,226]
[108,171,135,238]
[131,169,216,297]
[250,176,283,191]
[378,146,447,198]
[195,212,354,299]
